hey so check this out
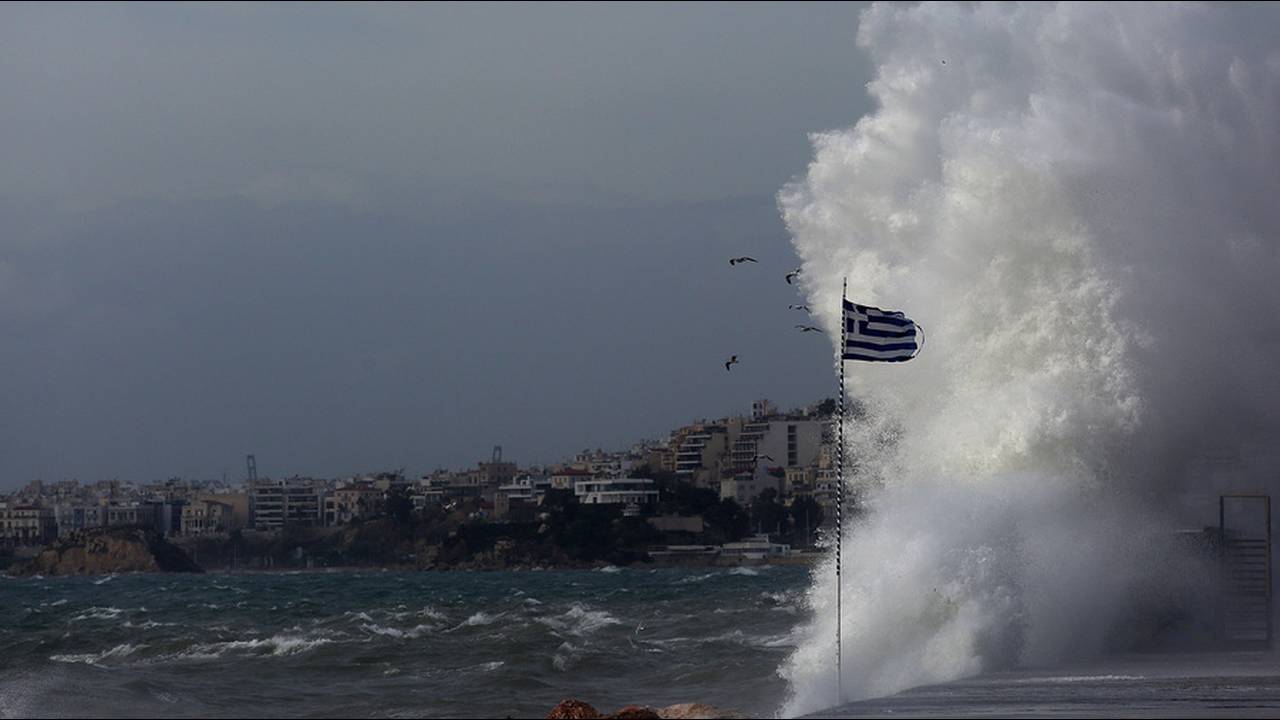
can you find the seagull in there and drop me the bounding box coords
[729,256,758,266]
[789,304,811,313]
[757,454,776,463]
[724,355,739,371]
[796,325,824,333]
[785,268,802,285]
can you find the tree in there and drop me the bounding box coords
[788,496,823,547]
[815,397,837,417]
[704,498,750,543]
[541,488,577,513]
[673,481,719,515]
[750,488,788,537]
[559,505,616,562]
[386,485,414,526]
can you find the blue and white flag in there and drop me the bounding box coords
[842,299,921,362]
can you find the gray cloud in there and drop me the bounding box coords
[0,2,873,485]
[0,3,868,208]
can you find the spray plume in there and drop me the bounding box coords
[779,3,1280,715]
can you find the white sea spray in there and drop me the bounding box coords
[779,3,1280,714]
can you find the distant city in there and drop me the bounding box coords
[1,397,843,567]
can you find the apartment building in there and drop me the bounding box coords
[180,500,234,536]
[249,478,324,530]
[0,504,56,547]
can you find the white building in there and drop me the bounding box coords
[0,504,57,546]
[730,418,825,475]
[574,478,659,506]
[720,534,791,561]
[719,472,782,506]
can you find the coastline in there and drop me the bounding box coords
[3,552,822,578]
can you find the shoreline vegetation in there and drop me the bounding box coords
[5,480,827,577]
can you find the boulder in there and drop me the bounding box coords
[610,706,661,719]
[657,703,743,719]
[546,701,740,720]
[547,699,602,719]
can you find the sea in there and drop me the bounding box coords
[0,566,809,719]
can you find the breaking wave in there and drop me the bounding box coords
[779,2,1280,715]
[537,603,622,637]
[50,643,144,666]
[176,634,335,660]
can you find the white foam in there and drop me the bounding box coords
[674,572,714,585]
[123,620,176,629]
[446,611,504,632]
[175,634,334,660]
[1033,675,1147,684]
[537,603,621,637]
[416,606,448,621]
[50,643,144,665]
[551,641,582,671]
[779,3,1280,715]
[360,623,437,639]
[69,607,124,622]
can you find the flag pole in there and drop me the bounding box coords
[836,276,846,706]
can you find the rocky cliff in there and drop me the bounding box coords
[9,526,203,576]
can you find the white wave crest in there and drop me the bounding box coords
[176,634,334,660]
[416,606,448,621]
[360,623,437,639]
[445,611,504,632]
[537,603,622,637]
[69,607,124,622]
[50,643,144,665]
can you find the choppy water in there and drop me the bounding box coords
[0,566,810,718]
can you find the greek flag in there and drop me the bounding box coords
[843,299,921,362]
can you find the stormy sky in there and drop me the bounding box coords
[0,2,872,487]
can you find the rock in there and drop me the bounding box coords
[609,706,661,719]
[657,704,743,719]
[547,699,602,719]
[9,526,203,576]
[546,701,740,720]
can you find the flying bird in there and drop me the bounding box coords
[789,304,811,313]
[785,268,802,285]
[757,454,776,463]
[729,256,758,266]
[796,325,824,333]
[724,355,739,371]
